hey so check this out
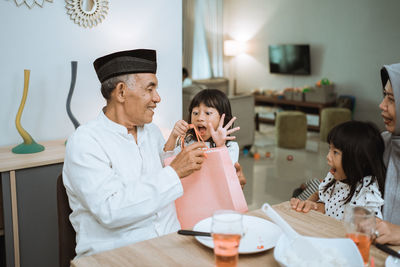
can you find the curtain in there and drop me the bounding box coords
[203,0,223,78]
[183,0,223,80]
[182,0,195,77]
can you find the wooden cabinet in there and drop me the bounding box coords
[0,140,65,267]
[254,95,336,131]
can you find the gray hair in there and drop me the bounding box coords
[100,74,136,100]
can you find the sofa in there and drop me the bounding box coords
[182,78,255,149]
[192,78,229,95]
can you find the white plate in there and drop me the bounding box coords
[386,251,400,267]
[193,215,282,254]
[274,234,364,267]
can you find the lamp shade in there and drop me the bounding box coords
[224,40,247,56]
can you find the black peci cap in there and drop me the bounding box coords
[93,49,157,83]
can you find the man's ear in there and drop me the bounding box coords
[113,82,126,103]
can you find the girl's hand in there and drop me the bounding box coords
[209,114,240,147]
[171,120,189,139]
[234,162,246,189]
[164,120,189,152]
[290,198,321,213]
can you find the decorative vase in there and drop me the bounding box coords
[66,61,80,129]
[12,69,45,154]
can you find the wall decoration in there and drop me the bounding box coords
[14,0,53,9]
[66,61,80,129]
[12,69,45,154]
[65,0,109,28]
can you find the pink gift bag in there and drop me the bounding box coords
[164,126,248,229]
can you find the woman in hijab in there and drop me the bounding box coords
[375,63,400,245]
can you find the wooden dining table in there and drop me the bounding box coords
[71,201,399,267]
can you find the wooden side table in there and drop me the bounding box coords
[0,140,65,267]
[254,95,336,132]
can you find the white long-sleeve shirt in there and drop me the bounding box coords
[63,111,183,258]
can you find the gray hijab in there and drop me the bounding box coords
[381,63,400,224]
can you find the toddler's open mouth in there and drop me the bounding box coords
[330,167,337,174]
[197,125,207,135]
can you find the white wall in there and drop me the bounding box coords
[224,0,400,128]
[0,0,182,147]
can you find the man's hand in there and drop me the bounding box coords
[170,142,206,178]
[290,198,324,213]
[234,162,246,189]
[375,218,400,245]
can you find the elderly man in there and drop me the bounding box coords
[63,49,246,258]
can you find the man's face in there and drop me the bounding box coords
[379,80,396,133]
[124,73,160,126]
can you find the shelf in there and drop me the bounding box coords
[257,117,320,132]
[254,94,336,132]
[0,139,66,172]
[254,95,335,108]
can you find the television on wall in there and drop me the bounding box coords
[269,44,311,75]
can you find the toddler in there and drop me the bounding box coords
[291,121,386,220]
[164,89,240,164]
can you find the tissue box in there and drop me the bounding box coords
[304,85,336,103]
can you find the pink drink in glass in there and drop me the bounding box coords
[213,233,241,267]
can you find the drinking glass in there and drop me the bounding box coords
[343,206,376,266]
[211,210,244,267]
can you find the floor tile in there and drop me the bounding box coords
[240,125,330,211]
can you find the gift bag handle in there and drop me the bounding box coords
[180,124,205,146]
[180,124,208,158]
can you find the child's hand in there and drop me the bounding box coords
[171,120,189,139]
[234,162,246,189]
[290,198,319,213]
[210,114,240,147]
[164,120,189,152]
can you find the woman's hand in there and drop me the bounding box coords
[210,114,240,147]
[375,218,400,245]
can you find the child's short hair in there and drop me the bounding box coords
[324,120,386,203]
[186,89,233,144]
[187,89,233,126]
